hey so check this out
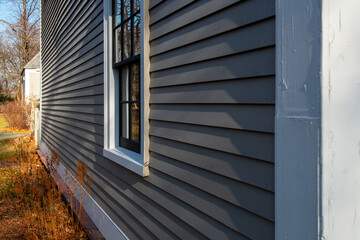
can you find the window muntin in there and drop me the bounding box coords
[113,0,141,153]
[103,0,149,176]
[113,0,141,63]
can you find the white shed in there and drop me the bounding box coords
[22,52,40,102]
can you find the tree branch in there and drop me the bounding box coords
[0,19,16,32]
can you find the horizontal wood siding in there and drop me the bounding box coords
[148,0,275,239]
[41,0,275,239]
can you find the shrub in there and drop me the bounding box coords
[2,101,31,129]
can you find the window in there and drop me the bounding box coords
[113,0,141,153]
[103,0,149,176]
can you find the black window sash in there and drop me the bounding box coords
[113,0,141,154]
[118,59,141,153]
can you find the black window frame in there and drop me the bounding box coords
[113,0,141,153]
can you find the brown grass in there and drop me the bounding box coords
[0,135,89,239]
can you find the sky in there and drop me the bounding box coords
[0,1,17,32]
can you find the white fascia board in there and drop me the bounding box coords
[275,0,322,239]
[321,1,360,238]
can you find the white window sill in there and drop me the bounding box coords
[103,148,149,176]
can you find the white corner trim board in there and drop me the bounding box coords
[321,0,360,238]
[39,142,129,240]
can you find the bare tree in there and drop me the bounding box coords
[0,0,40,99]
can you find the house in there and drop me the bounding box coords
[22,52,41,144]
[22,52,41,102]
[39,0,360,239]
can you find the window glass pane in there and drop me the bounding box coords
[130,63,139,101]
[134,13,141,56]
[130,103,140,142]
[134,0,140,12]
[114,0,121,26]
[121,66,129,101]
[114,27,122,63]
[123,20,131,60]
[122,0,131,20]
[121,103,129,139]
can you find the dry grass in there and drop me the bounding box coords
[0,135,89,239]
[2,101,31,129]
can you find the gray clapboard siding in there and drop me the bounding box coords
[40,137,153,240]
[150,77,275,104]
[42,84,103,101]
[150,151,274,221]
[43,51,104,89]
[149,0,163,10]
[41,113,104,135]
[42,65,103,94]
[42,117,103,144]
[42,130,255,240]
[150,47,275,87]
[150,0,275,56]
[149,0,241,40]
[150,136,274,190]
[150,18,275,72]
[42,95,104,105]
[42,128,247,239]
[150,120,274,162]
[150,160,274,239]
[43,24,103,80]
[43,105,104,115]
[42,1,91,70]
[42,13,103,79]
[42,0,101,70]
[42,74,103,98]
[42,104,104,115]
[150,104,275,133]
[41,1,69,51]
[42,120,103,149]
[42,1,73,41]
[149,0,195,25]
[41,0,275,239]
[42,1,72,53]
[148,0,275,238]
[43,54,104,91]
[42,109,104,125]
[44,0,91,49]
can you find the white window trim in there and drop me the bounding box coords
[103,0,150,177]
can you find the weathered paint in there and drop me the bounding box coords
[275,0,322,239]
[277,1,360,239]
[321,1,360,239]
